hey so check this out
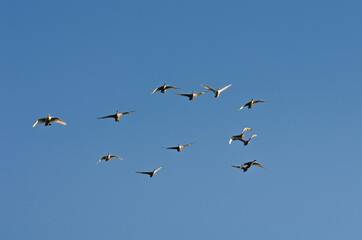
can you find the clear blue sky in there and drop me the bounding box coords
[1,0,362,239]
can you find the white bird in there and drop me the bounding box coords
[163,142,195,152]
[33,114,66,127]
[229,128,252,144]
[136,164,166,178]
[151,83,179,94]
[98,110,135,122]
[201,84,231,98]
[175,91,208,100]
[236,99,267,111]
[96,153,123,165]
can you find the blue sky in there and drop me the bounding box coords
[1,0,362,239]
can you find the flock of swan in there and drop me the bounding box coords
[33,83,267,178]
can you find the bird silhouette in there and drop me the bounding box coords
[175,91,208,100]
[201,84,231,98]
[33,114,66,127]
[236,99,267,111]
[229,128,252,144]
[232,160,265,172]
[151,83,179,94]
[136,164,166,178]
[163,142,195,152]
[96,153,123,165]
[98,110,135,122]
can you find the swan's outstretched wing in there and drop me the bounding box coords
[242,128,252,134]
[236,103,249,111]
[253,100,266,104]
[182,142,196,148]
[250,134,257,139]
[176,93,192,97]
[98,114,116,119]
[51,117,67,125]
[220,84,232,92]
[201,84,216,93]
[154,164,166,174]
[136,171,152,176]
[232,165,241,169]
[253,163,265,168]
[195,91,208,96]
[32,118,46,127]
[120,111,135,116]
[165,85,179,90]
[110,155,123,160]
[150,87,161,94]
[96,156,106,165]
[163,147,178,150]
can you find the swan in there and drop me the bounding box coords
[136,164,166,178]
[201,84,231,98]
[33,114,66,127]
[236,99,267,111]
[151,83,179,94]
[232,160,265,172]
[163,142,195,152]
[175,91,207,100]
[98,110,135,122]
[229,128,252,144]
[96,153,123,165]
